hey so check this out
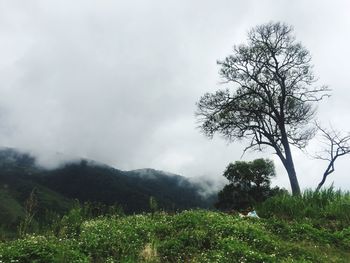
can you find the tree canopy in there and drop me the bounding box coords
[215,159,282,210]
[197,22,329,195]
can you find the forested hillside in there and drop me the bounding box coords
[0,148,216,236]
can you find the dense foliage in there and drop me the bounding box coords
[216,159,284,211]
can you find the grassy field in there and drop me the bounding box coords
[0,188,349,262]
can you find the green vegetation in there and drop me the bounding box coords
[1,188,349,262]
[0,148,215,236]
[257,187,350,230]
[1,149,350,261]
[215,159,284,211]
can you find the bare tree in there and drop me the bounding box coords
[314,123,350,191]
[196,22,329,195]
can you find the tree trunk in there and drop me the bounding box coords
[285,156,301,195]
[315,158,336,192]
[279,124,301,196]
[284,145,301,195]
[315,176,326,192]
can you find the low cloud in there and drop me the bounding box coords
[0,0,349,191]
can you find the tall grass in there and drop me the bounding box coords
[257,187,350,229]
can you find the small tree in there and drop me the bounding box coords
[314,124,350,191]
[216,159,281,210]
[196,22,329,195]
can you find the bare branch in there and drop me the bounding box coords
[196,22,329,195]
[314,122,350,191]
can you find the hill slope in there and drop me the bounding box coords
[0,148,216,231]
[1,210,349,262]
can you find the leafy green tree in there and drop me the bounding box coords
[196,22,329,195]
[216,159,283,210]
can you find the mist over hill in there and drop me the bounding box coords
[0,147,218,232]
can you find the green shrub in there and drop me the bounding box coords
[79,215,153,262]
[215,159,285,211]
[1,209,349,262]
[0,235,88,263]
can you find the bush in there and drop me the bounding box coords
[0,235,88,263]
[215,159,285,211]
[79,215,153,262]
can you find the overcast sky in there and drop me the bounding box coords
[0,0,349,191]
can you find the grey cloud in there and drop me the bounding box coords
[0,0,349,190]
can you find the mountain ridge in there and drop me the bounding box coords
[0,147,217,233]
